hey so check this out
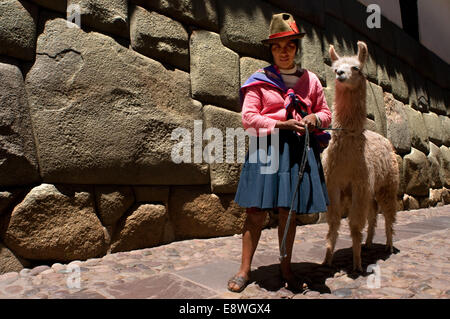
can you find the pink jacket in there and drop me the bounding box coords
[241,69,332,136]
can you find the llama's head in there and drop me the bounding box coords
[329,41,368,89]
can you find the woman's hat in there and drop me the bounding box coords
[261,13,306,44]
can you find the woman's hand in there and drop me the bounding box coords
[301,114,318,130]
[275,119,305,134]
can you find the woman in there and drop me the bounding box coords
[228,13,332,293]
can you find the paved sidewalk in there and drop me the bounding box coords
[0,205,449,299]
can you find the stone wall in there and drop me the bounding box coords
[0,0,448,273]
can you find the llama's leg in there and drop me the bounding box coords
[365,200,378,248]
[379,197,397,253]
[349,188,368,272]
[323,188,341,267]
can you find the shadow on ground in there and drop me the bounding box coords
[249,243,400,294]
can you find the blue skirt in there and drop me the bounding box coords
[234,129,329,214]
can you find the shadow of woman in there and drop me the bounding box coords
[248,243,400,294]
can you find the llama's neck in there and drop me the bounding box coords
[333,80,367,132]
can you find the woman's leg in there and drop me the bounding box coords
[228,207,267,291]
[277,207,297,279]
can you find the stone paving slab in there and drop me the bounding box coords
[0,205,448,299]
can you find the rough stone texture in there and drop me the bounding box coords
[217,0,277,61]
[240,57,269,86]
[428,142,443,189]
[384,93,411,155]
[133,186,169,204]
[94,186,135,226]
[1,183,108,261]
[132,0,218,32]
[323,15,357,65]
[427,80,447,115]
[130,6,189,71]
[110,204,168,253]
[440,116,450,146]
[375,45,392,92]
[402,194,419,210]
[190,30,240,111]
[0,59,40,187]
[295,17,325,84]
[0,0,37,61]
[25,18,208,185]
[169,186,245,239]
[410,72,429,112]
[67,0,128,38]
[30,0,67,12]
[203,105,245,193]
[403,148,430,197]
[396,155,405,197]
[0,242,30,275]
[440,146,450,188]
[366,81,387,137]
[389,57,409,104]
[364,118,377,133]
[423,112,444,146]
[0,189,24,217]
[405,106,429,154]
[265,0,325,27]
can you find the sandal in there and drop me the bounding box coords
[227,275,249,293]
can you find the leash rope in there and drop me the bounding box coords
[279,126,310,261]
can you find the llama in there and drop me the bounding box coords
[321,41,399,272]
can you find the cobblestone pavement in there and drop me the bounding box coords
[0,206,449,299]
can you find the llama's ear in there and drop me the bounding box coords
[357,41,368,65]
[329,45,339,62]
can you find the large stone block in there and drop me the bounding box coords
[190,30,240,111]
[0,242,30,275]
[67,0,128,38]
[203,105,245,193]
[323,15,357,65]
[0,188,24,217]
[374,45,392,92]
[30,0,66,12]
[217,0,277,61]
[423,112,444,146]
[265,0,325,26]
[1,183,108,261]
[240,57,269,86]
[366,81,386,137]
[130,6,189,71]
[404,106,429,154]
[410,72,429,112]
[324,64,335,113]
[0,59,40,187]
[131,0,218,32]
[384,93,411,155]
[428,142,443,189]
[169,186,246,239]
[389,56,409,104]
[94,186,135,226]
[295,17,325,84]
[25,18,208,185]
[110,204,168,253]
[427,80,447,115]
[0,0,38,61]
[439,115,450,146]
[440,146,450,188]
[403,148,430,197]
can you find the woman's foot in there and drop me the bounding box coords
[227,271,250,293]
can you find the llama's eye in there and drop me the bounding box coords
[352,66,360,71]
